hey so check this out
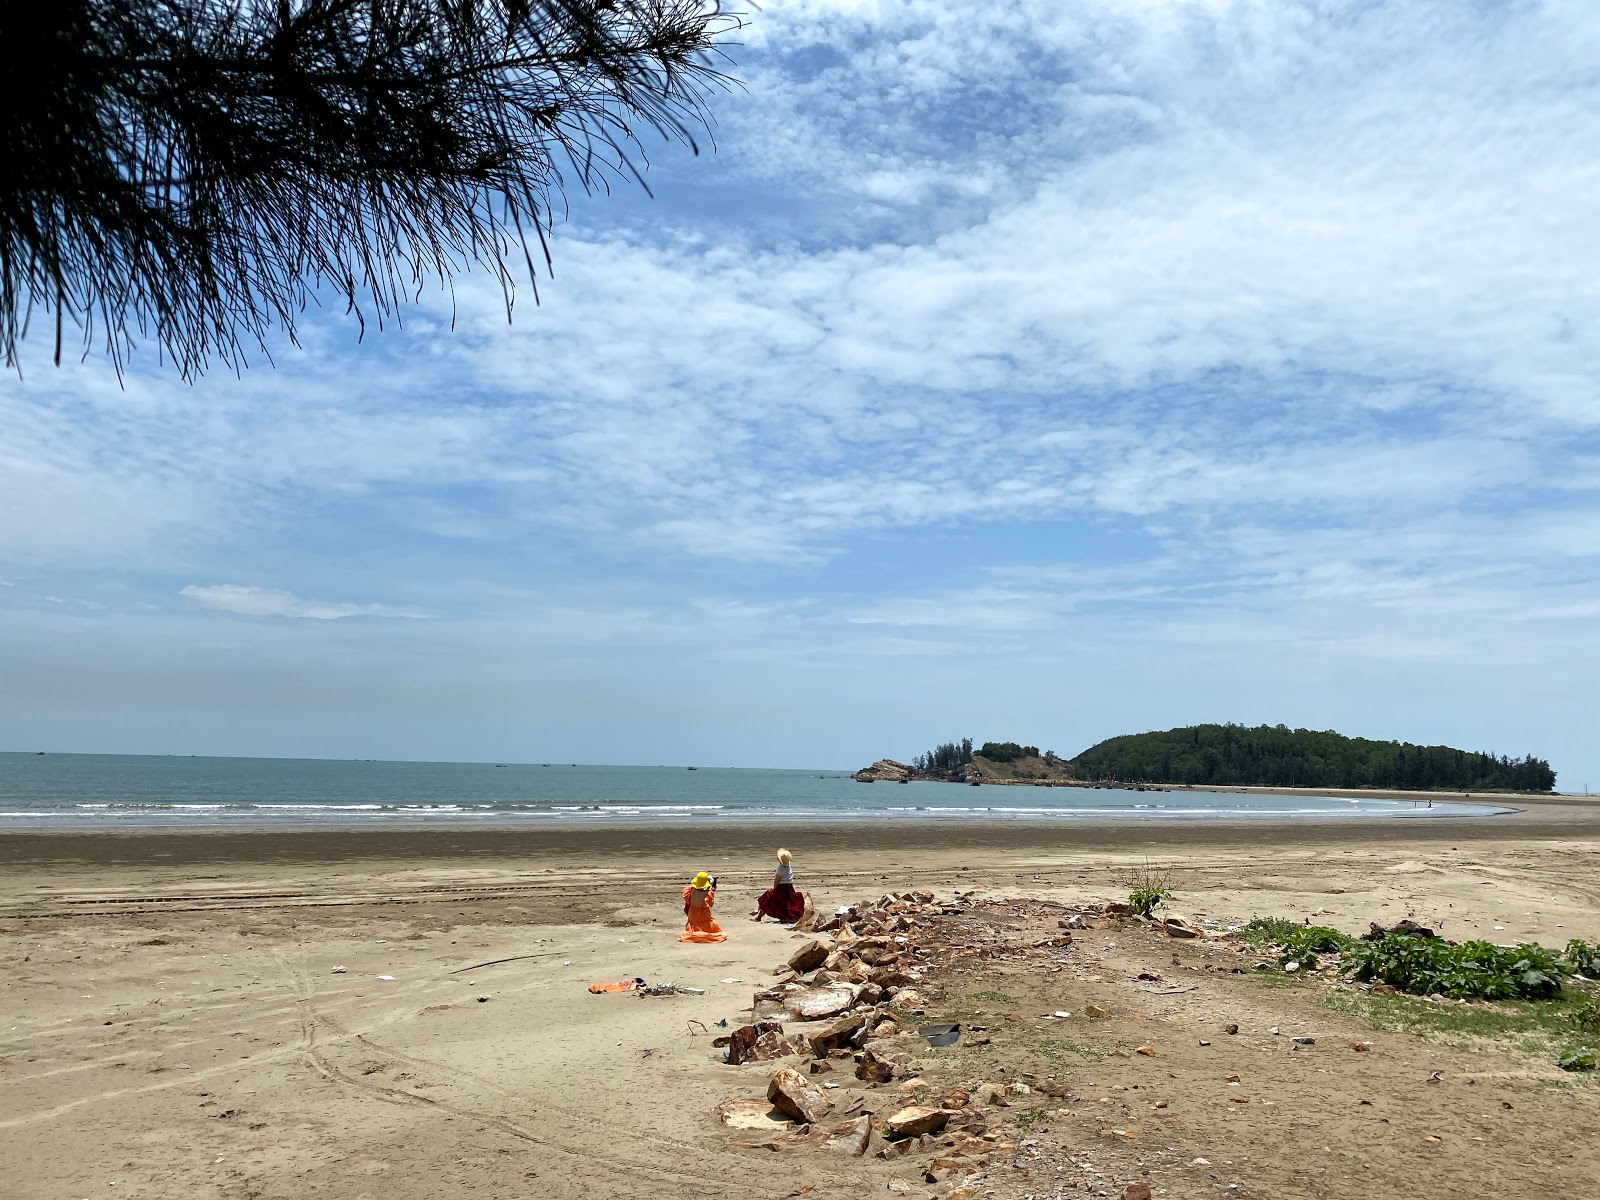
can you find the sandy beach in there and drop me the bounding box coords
[5,808,1600,1200]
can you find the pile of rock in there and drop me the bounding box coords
[714,890,1017,1198]
[851,759,912,782]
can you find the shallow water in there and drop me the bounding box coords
[0,753,1515,828]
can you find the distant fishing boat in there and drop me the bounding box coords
[687,766,698,771]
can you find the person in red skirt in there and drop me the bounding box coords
[752,848,806,924]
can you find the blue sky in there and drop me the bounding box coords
[3,0,1598,785]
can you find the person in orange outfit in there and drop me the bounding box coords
[679,871,727,943]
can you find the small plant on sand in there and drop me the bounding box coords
[1344,932,1569,1001]
[1571,993,1600,1034]
[1123,861,1173,916]
[1237,917,1351,969]
[1557,1047,1598,1072]
[1565,939,1600,979]
[1239,916,1301,947]
[1277,925,1354,969]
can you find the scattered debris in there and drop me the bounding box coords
[447,951,564,975]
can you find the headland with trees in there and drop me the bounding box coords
[856,723,1557,792]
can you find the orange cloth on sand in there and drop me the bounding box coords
[588,978,644,994]
[679,886,727,944]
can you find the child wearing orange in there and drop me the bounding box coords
[679,871,727,944]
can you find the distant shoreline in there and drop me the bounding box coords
[890,778,1591,805]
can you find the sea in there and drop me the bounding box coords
[0,753,1517,829]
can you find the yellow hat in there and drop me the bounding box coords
[691,871,712,889]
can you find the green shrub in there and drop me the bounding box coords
[1278,925,1354,968]
[1128,885,1170,917]
[1572,993,1600,1034]
[1344,933,1569,1001]
[1565,939,1600,978]
[1236,918,1352,968]
[1123,860,1173,917]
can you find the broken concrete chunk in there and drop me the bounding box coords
[767,1067,834,1125]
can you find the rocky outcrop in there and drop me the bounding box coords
[852,758,911,782]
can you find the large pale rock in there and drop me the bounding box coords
[783,985,859,1022]
[788,940,829,973]
[822,1115,872,1157]
[883,1106,950,1139]
[716,1098,792,1131]
[767,1067,834,1125]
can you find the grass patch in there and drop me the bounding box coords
[966,990,1021,1007]
[1326,988,1598,1058]
[1238,916,1301,947]
[1034,1035,1104,1065]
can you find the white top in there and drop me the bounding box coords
[775,863,794,885]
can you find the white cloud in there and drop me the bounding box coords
[2,1,1599,782]
[179,585,426,621]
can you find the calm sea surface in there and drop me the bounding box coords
[0,753,1515,829]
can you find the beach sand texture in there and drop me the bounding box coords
[4,810,1600,1199]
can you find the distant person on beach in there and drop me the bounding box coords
[679,871,727,943]
[752,848,806,924]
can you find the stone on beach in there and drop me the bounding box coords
[723,1022,796,1065]
[716,1098,792,1131]
[884,1106,950,1139]
[783,986,860,1022]
[822,1115,873,1157]
[787,940,829,973]
[767,1067,834,1125]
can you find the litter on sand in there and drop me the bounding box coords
[589,977,646,994]
[376,975,396,981]
[639,981,706,997]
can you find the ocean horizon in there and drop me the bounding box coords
[0,752,1516,829]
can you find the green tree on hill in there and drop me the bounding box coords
[1070,724,1556,792]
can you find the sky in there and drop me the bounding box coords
[3,0,1598,785]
